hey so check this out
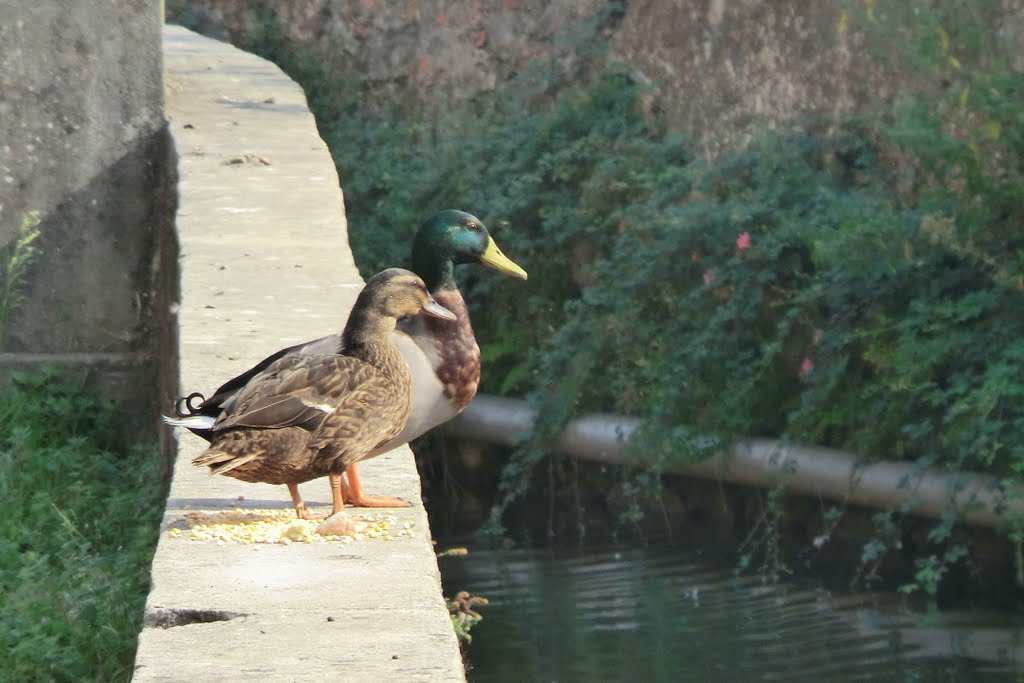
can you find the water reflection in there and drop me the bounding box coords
[440,546,1024,682]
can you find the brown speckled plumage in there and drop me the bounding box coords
[192,353,410,485]
[191,269,452,503]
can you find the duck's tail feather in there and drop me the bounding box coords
[211,453,258,475]
[192,450,231,468]
[163,414,217,430]
[192,449,258,475]
[175,392,207,417]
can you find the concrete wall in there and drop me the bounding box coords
[0,1,178,452]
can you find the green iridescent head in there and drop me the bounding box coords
[411,209,527,291]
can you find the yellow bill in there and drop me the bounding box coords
[480,237,528,280]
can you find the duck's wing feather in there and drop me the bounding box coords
[307,374,398,449]
[199,334,342,416]
[307,374,409,467]
[213,355,378,432]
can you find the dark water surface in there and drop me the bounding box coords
[440,546,1024,682]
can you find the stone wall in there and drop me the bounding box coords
[166,0,1023,156]
[0,1,178,453]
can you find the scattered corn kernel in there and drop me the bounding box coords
[282,521,315,543]
[171,507,404,545]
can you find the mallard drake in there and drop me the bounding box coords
[182,268,455,519]
[172,209,527,508]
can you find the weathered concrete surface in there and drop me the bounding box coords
[0,1,165,242]
[133,25,464,682]
[0,1,178,446]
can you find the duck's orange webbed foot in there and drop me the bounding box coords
[329,472,351,515]
[344,464,411,508]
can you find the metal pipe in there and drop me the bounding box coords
[446,395,1021,529]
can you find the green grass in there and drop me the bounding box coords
[0,369,166,681]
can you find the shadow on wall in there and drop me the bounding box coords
[0,126,180,459]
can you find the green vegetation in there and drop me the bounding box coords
[0,370,165,680]
[171,0,1023,596]
[1,211,41,325]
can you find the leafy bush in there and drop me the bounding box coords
[322,2,1024,584]
[0,370,165,681]
[325,64,1022,471]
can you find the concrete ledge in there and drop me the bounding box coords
[133,25,464,682]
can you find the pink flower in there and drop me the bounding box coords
[799,356,815,378]
[702,270,716,285]
[735,232,752,251]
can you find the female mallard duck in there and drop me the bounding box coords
[186,268,455,520]
[172,209,527,508]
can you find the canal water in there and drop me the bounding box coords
[439,545,1024,682]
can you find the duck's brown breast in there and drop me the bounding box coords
[425,289,481,411]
